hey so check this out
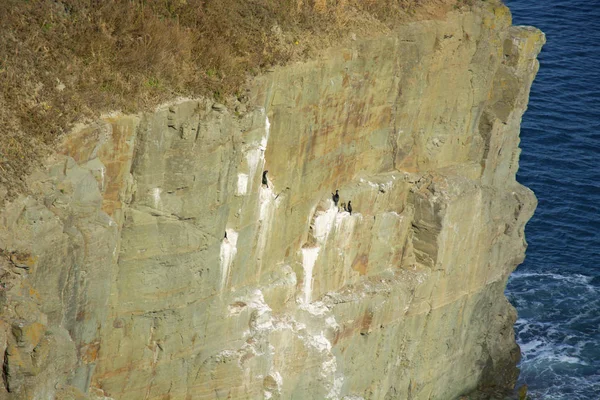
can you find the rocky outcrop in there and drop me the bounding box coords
[0,3,544,399]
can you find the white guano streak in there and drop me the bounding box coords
[219,229,238,290]
[301,247,320,303]
[236,173,249,195]
[99,165,106,191]
[245,148,262,194]
[256,185,276,275]
[262,114,271,149]
[299,201,337,304]
[334,211,358,250]
[313,201,338,245]
[151,187,161,209]
[255,112,274,261]
[242,113,271,195]
[324,357,343,400]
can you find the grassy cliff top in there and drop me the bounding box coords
[0,0,480,198]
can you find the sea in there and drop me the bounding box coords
[503,0,600,398]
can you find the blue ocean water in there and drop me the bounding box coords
[503,0,600,398]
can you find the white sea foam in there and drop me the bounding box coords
[557,355,585,364]
[520,339,544,353]
[510,271,593,286]
[518,332,590,368]
[532,350,589,366]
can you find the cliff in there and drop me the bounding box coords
[0,2,544,399]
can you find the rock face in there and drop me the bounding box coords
[0,3,544,400]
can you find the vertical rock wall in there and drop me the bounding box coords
[0,3,544,400]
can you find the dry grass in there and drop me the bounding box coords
[0,0,481,198]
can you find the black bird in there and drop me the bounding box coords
[332,189,339,206]
[262,170,269,187]
[347,201,353,215]
[224,231,228,240]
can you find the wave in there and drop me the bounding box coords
[502,0,600,397]
[510,271,594,286]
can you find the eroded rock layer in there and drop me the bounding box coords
[0,3,544,399]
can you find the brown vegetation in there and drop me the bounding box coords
[0,0,478,198]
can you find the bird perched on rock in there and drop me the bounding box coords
[340,202,347,212]
[332,189,339,206]
[347,201,353,215]
[262,170,269,188]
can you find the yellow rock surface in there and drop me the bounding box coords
[0,4,544,400]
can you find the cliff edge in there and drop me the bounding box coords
[0,2,544,399]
